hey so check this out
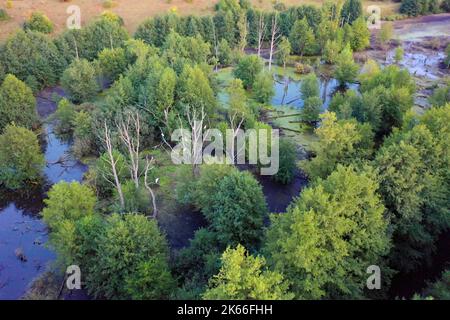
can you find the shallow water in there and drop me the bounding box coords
[0,89,87,299]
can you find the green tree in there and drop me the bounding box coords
[98,47,128,81]
[334,44,359,85]
[301,112,373,180]
[289,18,317,56]
[42,181,96,264]
[301,72,320,100]
[53,98,75,134]
[61,59,99,103]
[86,213,173,300]
[273,138,297,184]
[233,55,263,89]
[253,72,275,104]
[301,96,322,126]
[374,120,450,272]
[378,22,393,47]
[23,12,54,34]
[394,46,404,64]
[264,165,391,299]
[322,40,342,64]
[0,74,37,131]
[203,245,293,300]
[178,64,216,116]
[218,39,233,66]
[276,37,291,70]
[349,17,370,51]
[0,125,44,190]
[204,170,268,248]
[0,30,65,89]
[423,270,450,300]
[445,44,450,68]
[341,0,363,24]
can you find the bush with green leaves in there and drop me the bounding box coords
[273,139,297,185]
[341,0,363,24]
[252,72,275,104]
[203,170,268,249]
[203,245,294,300]
[53,98,75,134]
[264,165,391,299]
[334,44,359,86]
[0,30,65,89]
[42,181,97,265]
[301,112,374,180]
[23,12,54,34]
[61,59,99,103]
[233,55,263,89]
[98,47,128,81]
[0,125,44,190]
[86,213,173,299]
[289,18,317,56]
[0,74,37,132]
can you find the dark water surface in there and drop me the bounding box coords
[0,88,87,299]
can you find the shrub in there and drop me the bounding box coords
[23,12,54,34]
[273,139,297,185]
[61,59,99,103]
[0,125,44,190]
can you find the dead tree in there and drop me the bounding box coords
[268,14,281,71]
[144,156,158,219]
[257,12,267,57]
[117,111,141,189]
[100,121,125,209]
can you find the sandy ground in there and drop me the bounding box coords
[0,0,400,41]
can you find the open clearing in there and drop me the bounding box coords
[0,0,400,41]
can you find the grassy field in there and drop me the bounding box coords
[0,0,400,41]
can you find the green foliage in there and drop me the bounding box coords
[289,18,317,56]
[273,139,297,184]
[98,47,128,81]
[61,59,99,103]
[374,110,450,271]
[192,164,238,212]
[203,245,293,300]
[322,40,342,64]
[341,0,363,24]
[301,112,374,180]
[163,31,211,67]
[54,98,75,134]
[218,39,233,66]
[86,213,173,300]
[72,111,94,157]
[0,125,44,190]
[334,44,359,85]
[276,37,291,68]
[0,74,37,132]
[394,46,404,64]
[42,182,96,264]
[252,72,275,104]
[429,80,450,107]
[301,73,320,100]
[378,22,394,46]
[348,17,370,51]
[0,30,65,89]
[173,228,222,298]
[94,150,129,198]
[233,55,263,89]
[23,12,54,34]
[301,96,322,125]
[264,165,391,299]
[178,64,216,116]
[423,270,450,300]
[204,170,268,248]
[400,0,441,16]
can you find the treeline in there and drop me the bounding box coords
[400,0,450,16]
